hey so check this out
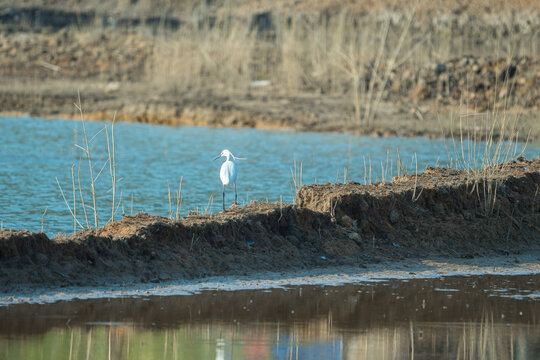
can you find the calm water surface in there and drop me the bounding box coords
[0,116,538,235]
[0,275,538,359]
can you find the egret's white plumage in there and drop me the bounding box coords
[219,152,237,186]
[214,149,245,211]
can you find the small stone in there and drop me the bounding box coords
[389,209,399,224]
[340,215,354,228]
[348,232,362,243]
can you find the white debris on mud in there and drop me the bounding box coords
[2,251,539,306]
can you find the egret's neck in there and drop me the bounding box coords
[225,153,231,161]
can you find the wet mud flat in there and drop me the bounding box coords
[2,274,538,333]
[2,274,539,359]
[1,157,539,294]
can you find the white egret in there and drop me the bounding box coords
[214,149,246,211]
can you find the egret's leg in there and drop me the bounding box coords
[234,183,238,205]
[222,184,225,211]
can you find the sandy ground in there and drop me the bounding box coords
[1,251,538,306]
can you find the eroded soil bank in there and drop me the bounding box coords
[1,157,539,294]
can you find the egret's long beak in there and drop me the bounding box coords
[213,155,221,161]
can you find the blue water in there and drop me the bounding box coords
[0,116,538,235]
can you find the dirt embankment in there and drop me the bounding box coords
[1,157,539,292]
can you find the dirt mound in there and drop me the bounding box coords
[0,230,50,260]
[1,157,539,291]
[404,57,540,111]
[298,157,540,254]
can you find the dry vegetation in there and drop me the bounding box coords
[0,0,539,136]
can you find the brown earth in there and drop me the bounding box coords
[1,157,539,293]
[0,2,539,139]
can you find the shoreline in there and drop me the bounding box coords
[1,3,539,141]
[1,157,539,300]
[1,97,538,142]
[2,251,539,306]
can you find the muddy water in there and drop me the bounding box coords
[0,116,538,235]
[0,274,538,359]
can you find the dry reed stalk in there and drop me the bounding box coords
[368,10,416,126]
[411,153,423,201]
[56,177,84,230]
[369,157,372,185]
[289,160,303,202]
[149,18,254,92]
[41,206,48,233]
[396,149,403,177]
[105,112,117,223]
[363,17,391,126]
[205,194,214,214]
[113,189,123,219]
[74,90,98,228]
[58,96,123,230]
[363,156,368,185]
[71,164,76,234]
[167,180,172,219]
[77,159,90,228]
[175,176,183,220]
[445,95,527,216]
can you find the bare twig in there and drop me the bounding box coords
[289,160,303,202]
[56,177,84,230]
[106,112,117,223]
[71,164,76,234]
[76,90,98,228]
[175,177,183,220]
[77,159,90,228]
[412,153,423,201]
[168,180,172,219]
[41,206,48,233]
[205,194,214,214]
